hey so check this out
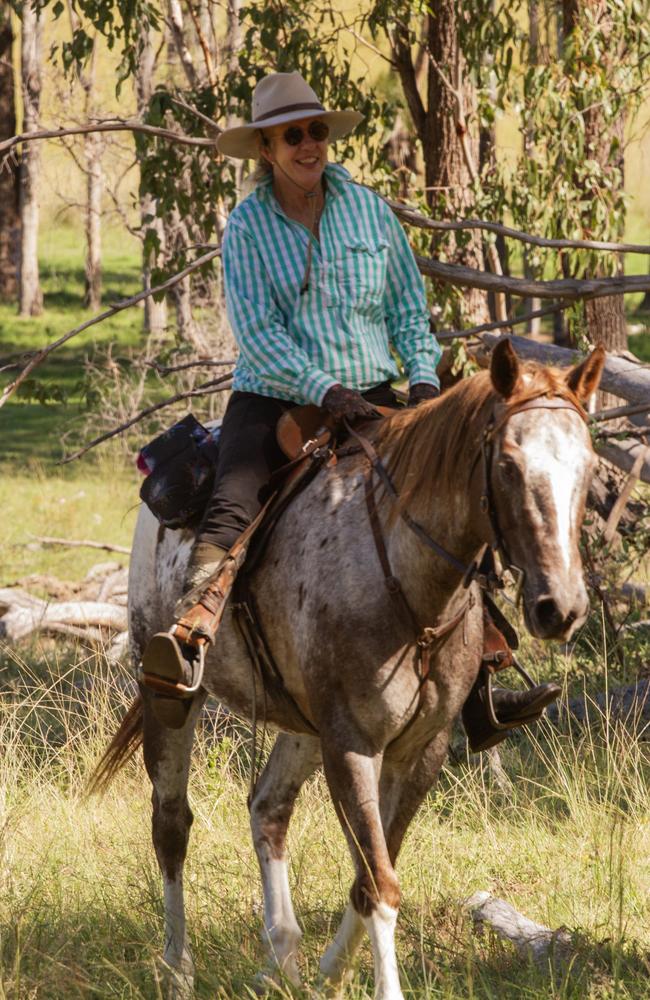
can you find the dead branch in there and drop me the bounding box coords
[0,246,221,411]
[480,334,650,406]
[417,255,650,300]
[592,400,650,423]
[597,438,650,485]
[436,303,567,341]
[463,891,573,969]
[60,373,233,464]
[28,535,131,555]
[602,450,646,543]
[389,199,650,254]
[546,679,650,735]
[0,118,217,162]
[0,592,127,642]
[147,357,237,375]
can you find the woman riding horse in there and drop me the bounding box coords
[141,71,558,743]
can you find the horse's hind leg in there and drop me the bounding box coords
[142,688,207,998]
[249,731,321,986]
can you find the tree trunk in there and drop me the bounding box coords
[563,0,627,406]
[0,10,19,302]
[524,0,541,337]
[19,0,43,317]
[80,41,102,310]
[135,25,167,334]
[422,2,489,324]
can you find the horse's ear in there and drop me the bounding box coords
[565,343,606,403]
[490,338,520,399]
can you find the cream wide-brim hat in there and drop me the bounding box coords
[216,71,364,160]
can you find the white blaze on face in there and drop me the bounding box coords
[515,414,589,573]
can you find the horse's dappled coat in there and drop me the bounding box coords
[98,341,605,1000]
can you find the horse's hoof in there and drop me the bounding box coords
[160,958,195,1000]
[251,967,302,996]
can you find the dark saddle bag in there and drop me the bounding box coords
[138,413,221,529]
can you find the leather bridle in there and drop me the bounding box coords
[342,391,589,676]
[474,394,589,589]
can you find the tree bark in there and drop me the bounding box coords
[19,0,43,317]
[135,24,167,334]
[0,10,19,302]
[563,0,627,404]
[524,0,541,337]
[79,39,103,310]
[421,2,489,323]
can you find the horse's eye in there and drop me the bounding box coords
[498,457,518,479]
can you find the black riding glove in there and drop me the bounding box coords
[407,382,440,408]
[322,384,380,422]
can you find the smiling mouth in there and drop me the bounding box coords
[296,157,319,167]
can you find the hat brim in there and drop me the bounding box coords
[216,109,364,159]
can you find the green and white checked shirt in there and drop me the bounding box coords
[222,163,441,405]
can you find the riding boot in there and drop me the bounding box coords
[462,673,561,753]
[140,542,240,728]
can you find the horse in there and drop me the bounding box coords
[95,338,604,1000]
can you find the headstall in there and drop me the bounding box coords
[341,392,588,683]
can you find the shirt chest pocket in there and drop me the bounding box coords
[336,237,390,312]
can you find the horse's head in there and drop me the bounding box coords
[487,339,605,641]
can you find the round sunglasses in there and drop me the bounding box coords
[277,121,330,146]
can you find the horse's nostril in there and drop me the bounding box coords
[535,597,562,632]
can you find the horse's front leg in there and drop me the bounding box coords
[142,688,206,998]
[319,717,404,1000]
[249,731,322,987]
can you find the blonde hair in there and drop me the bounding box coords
[240,137,273,196]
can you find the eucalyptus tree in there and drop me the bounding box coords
[19,0,44,316]
[0,9,19,302]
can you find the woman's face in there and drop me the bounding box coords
[261,116,329,190]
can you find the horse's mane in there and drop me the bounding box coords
[372,362,582,515]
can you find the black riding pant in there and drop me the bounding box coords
[197,382,402,552]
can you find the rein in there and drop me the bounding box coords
[342,390,588,681]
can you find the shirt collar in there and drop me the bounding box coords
[255,161,351,214]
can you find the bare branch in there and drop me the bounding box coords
[417,255,650,300]
[167,0,199,88]
[592,401,650,423]
[184,0,217,87]
[389,24,426,138]
[0,246,222,411]
[436,304,567,341]
[0,119,217,163]
[170,95,220,133]
[147,358,237,375]
[60,374,233,464]
[343,26,397,67]
[387,198,650,254]
[29,535,131,554]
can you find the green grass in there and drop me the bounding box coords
[1,221,649,999]
[0,224,146,466]
[1,640,650,998]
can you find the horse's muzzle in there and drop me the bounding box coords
[524,592,589,641]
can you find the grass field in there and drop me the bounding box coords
[1,229,650,998]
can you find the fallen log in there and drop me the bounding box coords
[546,679,650,734]
[417,256,650,301]
[477,335,650,482]
[596,439,650,485]
[463,891,573,968]
[29,535,131,555]
[480,334,650,406]
[0,592,127,643]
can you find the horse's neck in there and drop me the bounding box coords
[386,480,484,622]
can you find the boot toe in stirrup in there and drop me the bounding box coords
[463,681,561,753]
[140,632,203,729]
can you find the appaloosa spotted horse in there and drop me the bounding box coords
[94,339,604,1000]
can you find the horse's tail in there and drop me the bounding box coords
[88,694,144,795]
